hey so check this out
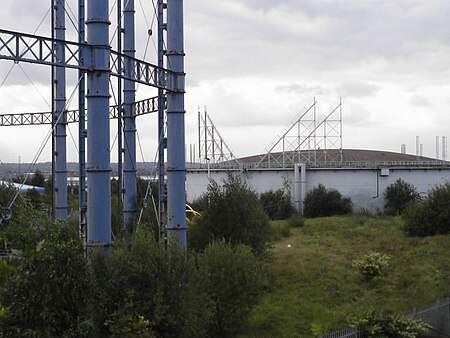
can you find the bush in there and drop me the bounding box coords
[352,251,390,281]
[351,309,430,338]
[303,184,352,218]
[259,189,295,220]
[403,182,450,236]
[270,221,291,241]
[0,222,89,337]
[384,179,420,215]
[197,241,267,337]
[87,229,211,338]
[287,214,305,228]
[188,174,271,257]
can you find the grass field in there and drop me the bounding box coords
[241,215,450,337]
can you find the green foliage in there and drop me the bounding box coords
[197,241,267,337]
[384,179,420,215]
[86,229,211,338]
[0,222,89,337]
[351,310,430,338]
[105,312,152,337]
[188,174,271,257]
[353,251,390,281]
[29,169,46,187]
[259,189,295,220]
[244,215,450,337]
[25,188,42,209]
[303,184,352,218]
[270,220,291,241]
[287,214,305,228]
[189,193,209,213]
[403,182,450,236]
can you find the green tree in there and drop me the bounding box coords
[197,241,267,337]
[403,182,450,236]
[188,174,271,257]
[25,188,42,209]
[259,189,295,220]
[303,184,352,218]
[384,179,420,215]
[86,229,212,337]
[0,222,89,337]
[29,169,45,187]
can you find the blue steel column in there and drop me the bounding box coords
[78,0,87,240]
[123,0,137,232]
[116,0,124,232]
[158,0,166,241]
[53,0,68,220]
[86,0,112,251]
[166,0,186,246]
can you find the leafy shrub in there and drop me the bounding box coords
[189,193,210,213]
[188,174,271,257]
[259,189,295,220]
[353,251,390,281]
[384,179,420,215]
[303,184,352,218]
[287,214,305,228]
[87,229,211,338]
[351,309,430,338]
[0,222,89,337]
[403,182,450,236]
[270,221,291,241]
[197,241,267,337]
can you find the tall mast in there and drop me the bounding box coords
[86,0,112,252]
[53,0,68,220]
[78,0,87,240]
[166,0,186,246]
[158,0,166,241]
[123,0,137,232]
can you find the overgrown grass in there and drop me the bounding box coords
[241,215,450,337]
[270,220,291,241]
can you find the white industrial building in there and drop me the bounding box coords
[186,149,450,214]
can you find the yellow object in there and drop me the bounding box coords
[186,204,201,222]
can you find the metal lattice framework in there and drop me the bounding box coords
[255,99,343,168]
[0,0,187,249]
[197,107,240,166]
[0,96,160,126]
[0,28,178,91]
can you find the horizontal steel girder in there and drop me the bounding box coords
[0,96,159,126]
[0,29,178,91]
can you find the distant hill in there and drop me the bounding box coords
[0,162,157,177]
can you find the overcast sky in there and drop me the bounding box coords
[0,0,449,163]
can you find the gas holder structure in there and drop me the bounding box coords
[0,0,187,250]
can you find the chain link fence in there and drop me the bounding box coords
[319,298,450,338]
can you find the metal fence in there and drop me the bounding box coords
[319,327,362,338]
[187,159,450,171]
[320,298,450,338]
[405,297,450,337]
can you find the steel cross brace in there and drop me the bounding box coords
[0,96,160,127]
[0,28,178,91]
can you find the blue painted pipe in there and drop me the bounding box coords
[158,0,166,241]
[86,0,112,251]
[53,0,68,220]
[123,0,137,232]
[78,0,87,239]
[166,0,186,246]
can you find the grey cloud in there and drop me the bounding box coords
[344,102,373,126]
[337,82,380,98]
[275,83,330,96]
[186,0,450,83]
[410,94,432,107]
